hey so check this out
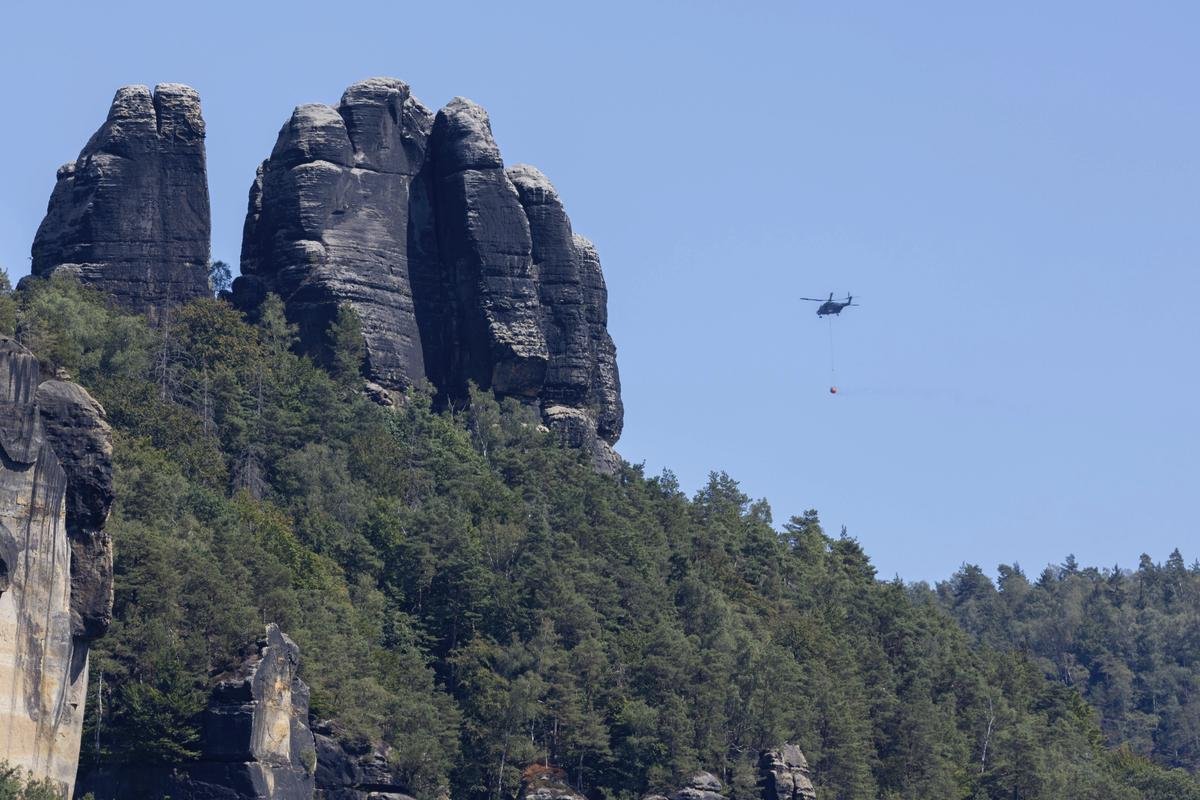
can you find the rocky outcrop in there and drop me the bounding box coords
[237,79,439,389]
[77,624,316,800]
[0,337,114,797]
[234,79,622,469]
[667,772,725,800]
[31,83,211,317]
[758,746,816,800]
[517,765,585,800]
[640,748,816,800]
[430,99,547,398]
[312,724,413,800]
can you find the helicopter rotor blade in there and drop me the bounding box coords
[799,297,825,302]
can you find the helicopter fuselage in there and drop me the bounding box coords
[816,302,848,316]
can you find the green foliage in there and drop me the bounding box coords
[10,281,1199,800]
[328,301,366,386]
[0,764,62,800]
[940,552,1200,775]
[0,269,16,336]
[208,260,233,295]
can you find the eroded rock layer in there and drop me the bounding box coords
[0,338,114,797]
[238,79,439,389]
[234,79,622,467]
[31,84,211,317]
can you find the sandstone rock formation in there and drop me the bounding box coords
[668,772,725,800]
[429,98,547,398]
[234,78,622,469]
[0,337,114,797]
[312,723,414,800]
[31,83,211,317]
[238,79,439,390]
[77,624,317,800]
[759,746,816,800]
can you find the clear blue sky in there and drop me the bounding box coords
[2,1,1196,583]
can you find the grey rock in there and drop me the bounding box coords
[0,337,114,797]
[236,78,439,391]
[31,84,211,317]
[506,164,623,460]
[235,78,622,467]
[572,235,623,444]
[313,722,412,800]
[507,165,592,406]
[671,772,726,800]
[542,405,621,475]
[759,746,816,800]
[431,97,547,397]
[77,624,317,800]
[35,380,114,638]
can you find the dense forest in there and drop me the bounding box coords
[2,271,1199,800]
[940,554,1200,774]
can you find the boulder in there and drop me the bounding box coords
[31,84,211,317]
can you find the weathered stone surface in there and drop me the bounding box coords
[430,98,547,397]
[77,624,316,800]
[572,235,623,444]
[235,78,623,466]
[542,405,620,475]
[236,78,440,390]
[31,84,211,317]
[506,165,622,464]
[758,745,816,800]
[508,165,591,407]
[0,337,114,797]
[312,722,413,800]
[670,771,726,800]
[35,380,114,639]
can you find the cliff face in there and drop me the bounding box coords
[0,338,114,797]
[234,78,622,468]
[238,79,438,390]
[30,83,212,317]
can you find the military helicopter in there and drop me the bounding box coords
[800,293,859,317]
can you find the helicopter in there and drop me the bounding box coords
[800,293,859,317]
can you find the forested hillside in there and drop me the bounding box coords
[2,272,1198,800]
[940,554,1200,775]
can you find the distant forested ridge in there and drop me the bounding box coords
[3,272,1198,799]
[939,553,1200,775]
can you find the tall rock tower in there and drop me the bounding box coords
[31,83,212,318]
[235,78,623,469]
